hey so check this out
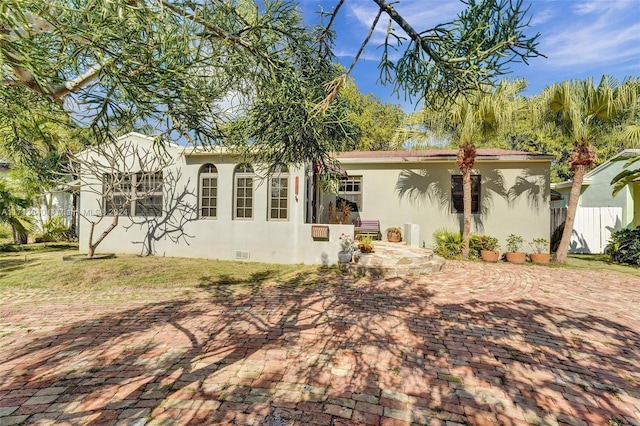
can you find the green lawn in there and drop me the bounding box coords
[564,253,640,277]
[0,243,329,292]
[1,244,639,292]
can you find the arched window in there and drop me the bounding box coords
[269,165,289,221]
[199,163,218,218]
[234,164,254,219]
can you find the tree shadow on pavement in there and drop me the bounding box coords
[0,271,638,425]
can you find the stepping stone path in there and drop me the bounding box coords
[349,242,446,277]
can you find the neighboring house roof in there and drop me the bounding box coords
[335,149,554,163]
[551,148,640,190]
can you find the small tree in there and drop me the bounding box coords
[68,140,170,258]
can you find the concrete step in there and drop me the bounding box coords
[345,242,446,278]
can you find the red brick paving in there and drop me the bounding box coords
[1,261,639,425]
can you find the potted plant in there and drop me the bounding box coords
[505,234,526,264]
[386,227,402,242]
[478,235,500,262]
[529,237,550,263]
[357,235,374,253]
[338,233,355,263]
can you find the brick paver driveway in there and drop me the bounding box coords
[1,261,639,425]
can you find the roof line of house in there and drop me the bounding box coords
[100,132,556,163]
[551,148,640,189]
[337,154,554,164]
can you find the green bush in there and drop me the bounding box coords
[604,227,640,265]
[433,228,463,259]
[506,234,524,252]
[432,229,491,260]
[0,223,10,240]
[469,234,482,260]
[38,215,69,243]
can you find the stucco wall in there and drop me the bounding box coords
[321,160,551,251]
[77,134,348,264]
[579,161,633,226]
[78,134,552,262]
[555,160,634,227]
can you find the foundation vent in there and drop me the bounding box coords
[235,250,250,260]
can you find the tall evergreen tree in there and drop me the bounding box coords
[1,0,541,168]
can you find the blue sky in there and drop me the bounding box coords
[299,0,640,110]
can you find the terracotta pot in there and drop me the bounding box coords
[387,231,402,242]
[506,252,526,264]
[480,250,500,262]
[358,244,373,253]
[530,253,550,264]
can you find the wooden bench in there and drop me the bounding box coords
[354,219,381,240]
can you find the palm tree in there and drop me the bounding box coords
[0,177,33,244]
[534,76,640,263]
[397,79,527,259]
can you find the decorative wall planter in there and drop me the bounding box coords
[480,250,500,262]
[505,252,526,264]
[529,253,550,264]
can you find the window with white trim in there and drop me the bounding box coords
[269,166,289,220]
[103,172,163,216]
[199,163,218,218]
[234,164,254,219]
[338,175,362,212]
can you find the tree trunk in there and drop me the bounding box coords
[70,194,77,238]
[457,144,476,260]
[87,215,118,258]
[462,170,472,259]
[87,222,96,258]
[555,164,586,263]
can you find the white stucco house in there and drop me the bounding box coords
[77,132,553,264]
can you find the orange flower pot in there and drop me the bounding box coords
[480,250,500,262]
[506,252,526,264]
[529,253,550,264]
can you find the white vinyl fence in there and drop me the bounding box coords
[552,207,623,254]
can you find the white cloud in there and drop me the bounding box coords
[346,0,464,45]
[530,7,556,26]
[572,0,634,15]
[541,13,640,69]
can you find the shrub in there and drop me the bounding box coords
[468,234,482,260]
[433,228,463,259]
[0,223,10,240]
[529,237,549,254]
[38,215,69,243]
[605,227,640,265]
[506,234,524,252]
[475,235,500,252]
